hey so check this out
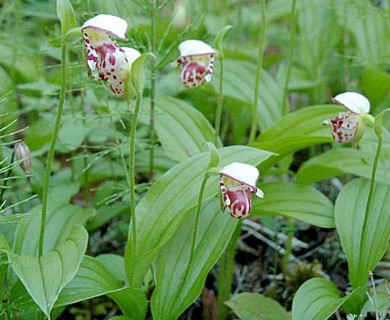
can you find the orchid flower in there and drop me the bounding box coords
[175,39,215,88]
[323,92,371,144]
[81,14,140,96]
[219,162,264,219]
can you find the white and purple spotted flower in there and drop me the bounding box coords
[175,40,214,88]
[323,92,370,144]
[219,162,264,219]
[81,14,140,96]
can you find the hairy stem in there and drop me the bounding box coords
[214,56,224,145]
[281,0,297,115]
[249,0,267,143]
[128,91,143,260]
[182,172,209,285]
[149,0,157,182]
[38,42,68,257]
[218,220,241,320]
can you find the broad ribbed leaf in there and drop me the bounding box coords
[212,59,285,130]
[252,105,341,170]
[56,255,122,305]
[125,146,274,287]
[297,147,390,185]
[151,199,236,319]
[13,202,94,257]
[0,233,10,251]
[140,96,221,162]
[335,178,390,288]
[226,292,289,320]
[251,182,335,228]
[292,278,349,320]
[56,256,147,319]
[8,225,88,318]
[338,1,390,67]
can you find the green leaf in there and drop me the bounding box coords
[204,141,220,169]
[292,278,350,320]
[125,146,274,287]
[8,225,88,318]
[225,292,290,320]
[361,68,390,110]
[0,233,10,252]
[335,178,390,288]
[214,25,233,58]
[56,256,147,320]
[56,0,76,38]
[251,104,342,170]
[151,199,236,319]
[139,96,222,162]
[340,1,390,67]
[56,255,122,306]
[251,182,335,228]
[58,120,88,152]
[296,146,390,185]
[13,202,94,257]
[109,286,148,320]
[131,52,154,94]
[212,59,286,130]
[96,254,126,282]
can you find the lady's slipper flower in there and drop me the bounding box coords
[175,39,214,88]
[81,14,140,96]
[323,92,370,144]
[219,162,264,219]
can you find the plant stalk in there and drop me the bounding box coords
[128,91,143,260]
[214,55,224,146]
[149,0,157,182]
[218,219,241,320]
[38,42,68,257]
[182,172,209,285]
[281,0,297,115]
[249,0,267,143]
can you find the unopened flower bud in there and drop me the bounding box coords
[14,141,32,175]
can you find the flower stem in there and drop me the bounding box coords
[214,56,224,145]
[149,1,157,183]
[358,112,388,287]
[249,0,266,143]
[281,0,297,115]
[38,42,68,257]
[218,220,241,320]
[181,172,209,286]
[128,91,143,260]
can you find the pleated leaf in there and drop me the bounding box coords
[335,178,390,288]
[8,225,88,319]
[226,292,290,320]
[292,278,349,320]
[151,199,236,320]
[212,59,285,130]
[251,181,335,228]
[297,147,390,185]
[140,96,221,162]
[251,105,341,170]
[56,255,148,320]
